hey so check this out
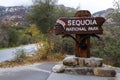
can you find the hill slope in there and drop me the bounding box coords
[0,6,118,25]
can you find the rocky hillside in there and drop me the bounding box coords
[92,8,115,24]
[93,8,114,17]
[0,6,29,26]
[0,5,75,26]
[0,5,117,26]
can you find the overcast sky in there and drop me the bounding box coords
[0,0,116,13]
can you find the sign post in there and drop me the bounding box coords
[54,10,105,58]
[75,10,91,57]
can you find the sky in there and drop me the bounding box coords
[0,0,117,13]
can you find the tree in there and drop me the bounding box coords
[0,24,9,47]
[8,26,19,47]
[26,24,41,42]
[110,0,120,23]
[54,5,76,18]
[27,0,57,33]
[27,0,77,34]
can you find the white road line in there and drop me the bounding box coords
[29,68,51,73]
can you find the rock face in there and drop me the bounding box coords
[52,56,116,77]
[63,56,78,66]
[93,67,116,77]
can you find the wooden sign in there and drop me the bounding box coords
[54,17,105,34]
[54,10,105,58]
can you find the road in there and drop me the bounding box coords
[0,62,57,80]
[0,44,37,62]
[0,62,120,80]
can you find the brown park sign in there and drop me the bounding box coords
[54,17,105,34]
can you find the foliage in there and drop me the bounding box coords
[27,0,76,33]
[27,24,40,41]
[91,25,120,67]
[113,0,120,11]
[54,5,76,18]
[18,29,31,44]
[46,33,75,55]
[91,1,120,67]
[47,53,66,61]
[36,39,54,59]
[14,48,27,62]
[27,0,57,33]
[8,26,19,47]
[36,38,66,61]
[18,24,41,44]
[0,24,9,47]
[109,0,120,24]
[35,32,75,60]
[0,23,41,48]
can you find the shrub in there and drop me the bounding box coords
[36,39,54,59]
[14,48,27,62]
[91,25,120,67]
[8,26,19,47]
[36,34,67,61]
[47,53,66,61]
[46,33,75,55]
[0,24,9,48]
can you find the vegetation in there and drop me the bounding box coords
[0,0,76,48]
[27,0,76,33]
[0,38,66,68]
[27,0,56,33]
[0,23,41,48]
[91,25,120,67]
[36,32,74,60]
[14,48,27,62]
[0,0,76,68]
[91,1,120,67]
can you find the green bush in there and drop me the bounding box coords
[91,25,120,67]
[8,26,19,47]
[46,33,75,55]
[0,24,9,48]
[35,32,75,60]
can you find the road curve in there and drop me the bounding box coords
[0,44,37,62]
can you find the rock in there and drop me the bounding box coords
[52,64,65,73]
[78,58,85,67]
[93,67,116,77]
[63,56,78,66]
[65,67,93,75]
[84,57,103,67]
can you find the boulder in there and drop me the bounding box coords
[93,67,116,77]
[84,57,103,67]
[65,67,93,75]
[63,56,78,66]
[78,58,85,67]
[52,64,65,73]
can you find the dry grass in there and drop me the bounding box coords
[0,40,66,68]
[0,52,66,68]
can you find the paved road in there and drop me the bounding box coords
[0,62,57,80]
[48,73,120,80]
[0,44,37,62]
[0,62,120,80]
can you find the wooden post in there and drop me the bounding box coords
[75,10,91,58]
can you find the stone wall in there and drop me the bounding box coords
[52,56,116,77]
